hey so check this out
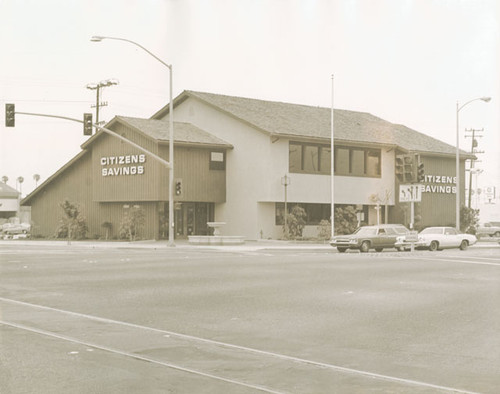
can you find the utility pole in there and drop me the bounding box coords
[465,128,484,208]
[86,79,119,133]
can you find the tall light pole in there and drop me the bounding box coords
[330,74,335,238]
[455,96,490,231]
[91,36,175,246]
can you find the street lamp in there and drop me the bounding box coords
[455,96,491,231]
[91,35,175,246]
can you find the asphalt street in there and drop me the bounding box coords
[0,243,499,393]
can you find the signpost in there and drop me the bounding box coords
[399,184,423,252]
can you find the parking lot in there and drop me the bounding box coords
[1,243,499,393]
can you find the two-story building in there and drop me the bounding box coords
[22,90,471,240]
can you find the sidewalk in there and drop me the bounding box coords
[0,238,497,251]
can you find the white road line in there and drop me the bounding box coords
[393,256,500,266]
[0,319,284,394]
[0,297,480,394]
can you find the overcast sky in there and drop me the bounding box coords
[1,0,498,201]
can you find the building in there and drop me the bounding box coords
[22,90,472,240]
[0,182,21,220]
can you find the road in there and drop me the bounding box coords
[1,244,499,393]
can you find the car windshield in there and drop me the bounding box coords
[420,228,443,235]
[354,227,377,236]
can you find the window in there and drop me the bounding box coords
[366,150,381,176]
[303,145,319,172]
[275,203,331,225]
[319,146,331,174]
[289,142,381,177]
[289,143,302,172]
[335,146,381,177]
[209,151,225,170]
[335,147,350,175]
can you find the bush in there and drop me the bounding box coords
[55,200,88,241]
[119,206,145,241]
[318,206,359,239]
[283,205,307,239]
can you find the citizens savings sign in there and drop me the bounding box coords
[421,175,457,194]
[100,154,146,176]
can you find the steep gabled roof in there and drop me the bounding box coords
[152,90,470,157]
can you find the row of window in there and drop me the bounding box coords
[289,142,381,177]
[275,203,373,226]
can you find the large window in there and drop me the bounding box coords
[275,203,331,225]
[288,142,380,177]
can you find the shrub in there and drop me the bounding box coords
[119,206,145,241]
[283,205,307,239]
[55,200,88,242]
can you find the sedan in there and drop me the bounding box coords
[414,226,476,251]
[330,224,409,253]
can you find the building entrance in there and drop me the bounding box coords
[159,202,214,239]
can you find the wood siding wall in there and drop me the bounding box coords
[27,124,226,239]
[392,155,464,228]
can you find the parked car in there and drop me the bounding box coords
[1,221,31,235]
[330,224,409,253]
[476,222,500,238]
[399,226,477,251]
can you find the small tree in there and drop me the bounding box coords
[283,205,307,239]
[334,205,359,235]
[55,200,88,243]
[460,206,480,234]
[119,206,145,241]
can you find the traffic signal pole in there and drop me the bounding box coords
[8,110,172,170]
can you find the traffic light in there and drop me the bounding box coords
[83,113,93,135]
[175,179,182,196]
[417,159,425,183]
[403,154,415,183]
[5,104,15,127]
[395,155,405,182]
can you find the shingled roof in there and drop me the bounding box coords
[154,90,469,157]
[115,116,233,148]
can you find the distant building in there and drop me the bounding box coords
[0,182,20,220]
[22,91,473,240]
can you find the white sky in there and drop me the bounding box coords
[1,0,499,207]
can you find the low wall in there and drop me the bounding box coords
[188,235,245,245]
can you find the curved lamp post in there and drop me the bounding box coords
[455,96,490,231]
[91,36,175,246]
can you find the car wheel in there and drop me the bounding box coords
[429,241,438,252]
[459,240,468,251]
[360,241,370,253]
[337,247,347,253]
[494,231,500,237]
[375,247,383,252]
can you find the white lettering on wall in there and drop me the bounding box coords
[100,154,146,177]
[421,174,457,194]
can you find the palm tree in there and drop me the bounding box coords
[33,174,41,188]
[1,175,8,184]
[17,176,24,195]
